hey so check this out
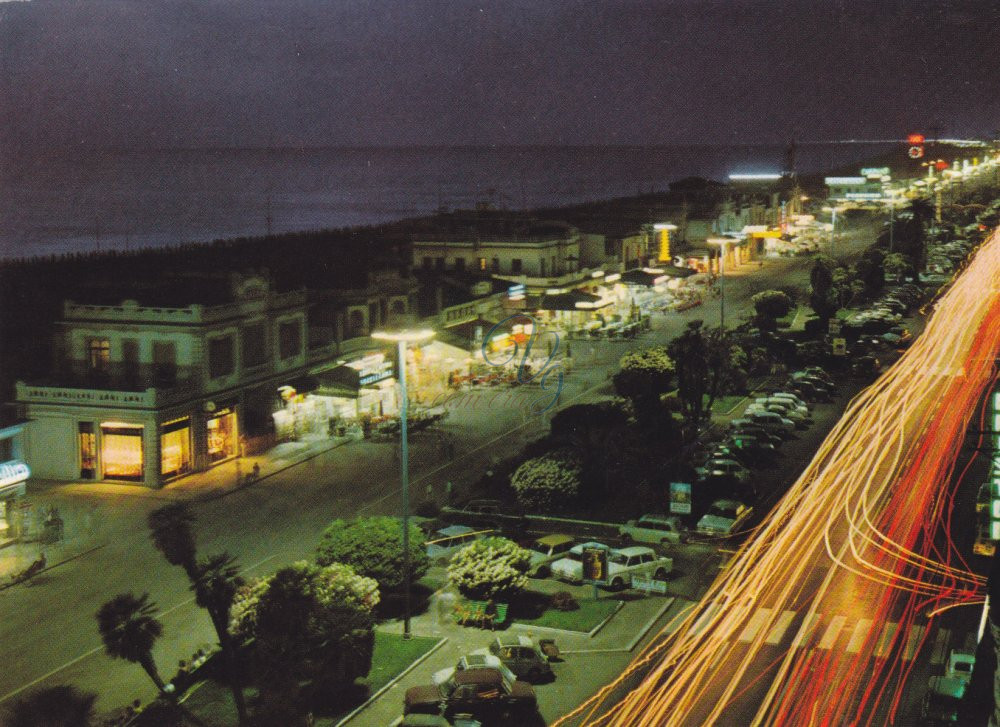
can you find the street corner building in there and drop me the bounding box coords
[12,274,311,489]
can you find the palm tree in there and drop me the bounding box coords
[96,592,166,692]
[5,685,96,727]
[147,502,198,578]
[193,552,248,725]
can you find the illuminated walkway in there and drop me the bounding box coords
[557,229,1000,726]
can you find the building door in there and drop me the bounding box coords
[160,417,192,478]
[206,409,238,464]
[79,422,96,479]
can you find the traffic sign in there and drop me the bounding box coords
[832,338,847,356]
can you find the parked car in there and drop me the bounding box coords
[730,424,783,448]
[488,635,555,682]
[746,403,808,427]
[404,668,536,719]
[746,411,795,435]
[695,458,752,482]
[605,545,674,590]
[723,435,778,462]
[426,525,492,559]
[550,541,611,584]
[768,391,809,409]
[525,534,576,576]
[433,653,517,687]
[696,499,752,536]
[754,396,809,417]
[619,514,688,545]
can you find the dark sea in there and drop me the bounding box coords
[0,143,894,260]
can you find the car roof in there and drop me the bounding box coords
[711,499,744,509]
[454,668,505,685]
[534,534,574,546]
[614,545,656,556]
[494,634,533,648]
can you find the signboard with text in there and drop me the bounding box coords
[631,576,668,594]
[581,546,609,586]
[832,338,847,356]
[669,481,692,515]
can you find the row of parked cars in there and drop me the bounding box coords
[403,634,557,724]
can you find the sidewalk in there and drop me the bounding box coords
[1,434,353,580]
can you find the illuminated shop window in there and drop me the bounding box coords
[100,422,144,482]
[206,409,238,463]
[160,418,192,477]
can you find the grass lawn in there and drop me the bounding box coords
[706,394,747,415]
[180,632,440,726]
[361,631,441,695]
[514,598,621,633]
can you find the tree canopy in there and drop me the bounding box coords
[509,450,583,511]
[448,537,531,601]
[316,516,429,591]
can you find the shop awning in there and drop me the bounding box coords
[281,374,320,395]
[538,290,613,311]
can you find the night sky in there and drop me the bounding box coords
[2,0,998,156]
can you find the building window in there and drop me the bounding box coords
[100,422,144,482]
[540,258,547,276]
[492,257,500,272]
[208,335,235,379]
[435,257,445,271]
[153,341,177,386]
[122,339,139,383]
[391,299,406,315]
[479,257,487,271]
[0,438,12,462]
[279,320,302,360]
[160,417,192,477]
[242,322,268,368]
[349,310,366,337]
[87,338,110,372]
[511,258,523,274]
[422,256,433,270]
[454,257,465,272]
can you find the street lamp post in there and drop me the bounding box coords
[822,206,844,259]
[372,328,435,639]
[706,238,735,330]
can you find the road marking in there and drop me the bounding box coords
[765,610,797,645]
[846,618,873,654]
[0,554,279,706]
[930,628,950,665]
[818,615,847,650]
[738,607,773,643]
[691,603,722,636]
[875,622,898,658]
[791,612,820,648]
[903,625,926,662]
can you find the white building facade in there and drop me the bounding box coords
[15,276,310,488]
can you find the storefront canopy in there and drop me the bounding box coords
[538,290,613,311]
[622,266,695,287]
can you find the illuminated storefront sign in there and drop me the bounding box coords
[0,461,30,488]
[861,167,890,177]
[508,284,526,302]
[350,353,393,386]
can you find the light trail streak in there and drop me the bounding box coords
[556,228,1000,727]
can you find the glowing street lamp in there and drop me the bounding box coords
[706,237,737,329]
[371,328,435,638]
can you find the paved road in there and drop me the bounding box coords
[0,225,878,716]
[555,227,1000,726]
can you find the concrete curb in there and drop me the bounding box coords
[336,636,449,727]
[625,597,675,652]
[588,599,625,638]
[0,543,107,592]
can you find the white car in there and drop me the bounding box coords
[696,499,752,536]
[769,392,810,410]
[605,546,674,590]
[746,403,808,427]
[619,514,688,545]
[550,541,611,584]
